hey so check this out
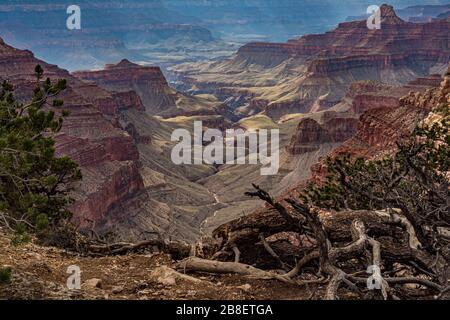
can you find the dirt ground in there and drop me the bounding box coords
[0,230,325,300]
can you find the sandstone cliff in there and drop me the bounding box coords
[0,37,145,230]
[310,68,450,185]
[171,4,450,120]
[74,59,229,119]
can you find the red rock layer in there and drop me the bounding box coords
[0,37,144,229]
[178,5,449,119]
[287,117,359,155]
[311,69,450,185]
[74,59,177,115]
[240,5,450,73]
[348,76,442,115]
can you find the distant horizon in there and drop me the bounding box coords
[1,0,449,71]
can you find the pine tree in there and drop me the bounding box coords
[0,65,81,244]
[302,102,449,252]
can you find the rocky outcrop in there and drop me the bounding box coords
[113,91,146,113]
[74,59,228,119]
[287,117,359,155]
[325,118,360,142]
[349,76,442,115]
[311,68,450,184]
[406,75,443,88]
[352,94,400,114]
[74,60,177,115]
[173,4,450,119]
[243,5,449,68]
[288,118,331,155]
[70,161,144,228]
[0,37,145,230]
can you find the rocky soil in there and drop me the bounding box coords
[0,229,320,300]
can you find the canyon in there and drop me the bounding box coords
[0,0,226,71]
[0,4,448,244]
[0,34,236,242]
[171,5,449,120]
[73,59,229,118]
[1,1,446,72]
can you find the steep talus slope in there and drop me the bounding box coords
[171,5,449,120]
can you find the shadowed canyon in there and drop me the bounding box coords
[0,3,448,243]
[0,0,450,302]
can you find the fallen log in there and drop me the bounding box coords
[175,257,294,284]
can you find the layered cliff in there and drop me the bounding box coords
[172,4,450,120]
[310,68,450,184]
[283,75,442,159]
[0,37,229,241]
[0,37,145,230]
[74,59,228,118]
[75,60,177,115]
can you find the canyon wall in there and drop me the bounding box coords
[74,59,229,119]
[0,37,145,230]
[172,5,450,120]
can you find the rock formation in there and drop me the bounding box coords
[287,118,359,155]
[74,59,228,118]
[172,4,450,120]
[74,60,177,115]
[310,67,450,184]
[0,36,145,230]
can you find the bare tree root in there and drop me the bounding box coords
[228,184,446,300]
[348,276,444,293]
[70,182,446,300]
[232,246,241,263]
[259,233,289,271]
[175,257,295,284]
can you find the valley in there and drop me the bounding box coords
[0,0,449,303]
[0,4,448,245]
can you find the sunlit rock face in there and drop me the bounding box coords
[173,5,450,120]
[74,59,231,118]
[310,68,450,185]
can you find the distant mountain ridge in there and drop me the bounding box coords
[1,0,447,70]
[172,4,450,119]
[0,0,216,70]
[346,3,450,22]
